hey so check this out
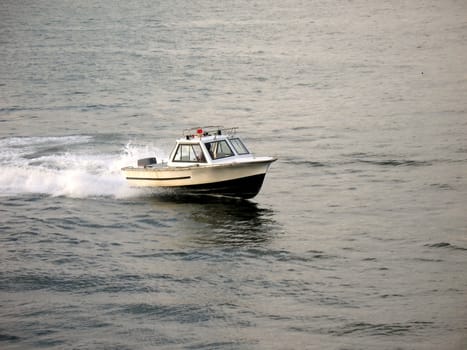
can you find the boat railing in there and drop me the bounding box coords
[183,126,238,139]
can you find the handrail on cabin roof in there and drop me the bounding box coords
[183,126,238,138]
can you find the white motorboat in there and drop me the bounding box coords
[122,127,277,199]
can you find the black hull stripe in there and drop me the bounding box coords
[126,176,191,181]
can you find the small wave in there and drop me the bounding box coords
[357,159,431,167]
[430,183,454,190]
[0,333,21,342]
[0,135,91,148]
[343,152,433,167]
[283,159,327,167]
[425,242,467,251]
[118,303,217,324]
[329,321,433,337]
[237,248,335,263]
[0,272,104,293]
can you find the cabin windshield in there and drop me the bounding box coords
[173,144,206,163]
[205,140,234,160]
[230,138,249,155]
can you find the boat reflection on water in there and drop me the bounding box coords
[151,194,280,247]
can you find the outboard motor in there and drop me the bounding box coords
[137,157,157,168]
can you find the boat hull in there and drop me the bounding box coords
[171,173,266,199]
[122,159,275,199]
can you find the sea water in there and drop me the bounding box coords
[1,0,467,349]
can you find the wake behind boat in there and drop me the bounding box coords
[122,127,277,199]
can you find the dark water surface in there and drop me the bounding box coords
[1,0,467,349]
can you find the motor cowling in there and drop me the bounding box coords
[137,157,157,167]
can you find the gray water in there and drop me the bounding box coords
[1,0,467,349]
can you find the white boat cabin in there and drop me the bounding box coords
[168,127,252,167]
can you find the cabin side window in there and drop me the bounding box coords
[173,144,206,163]
[230,138,249,155]
[205,140,234,160]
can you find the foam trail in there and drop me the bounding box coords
[0,136,166,198]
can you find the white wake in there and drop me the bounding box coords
[0,135,166,198]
